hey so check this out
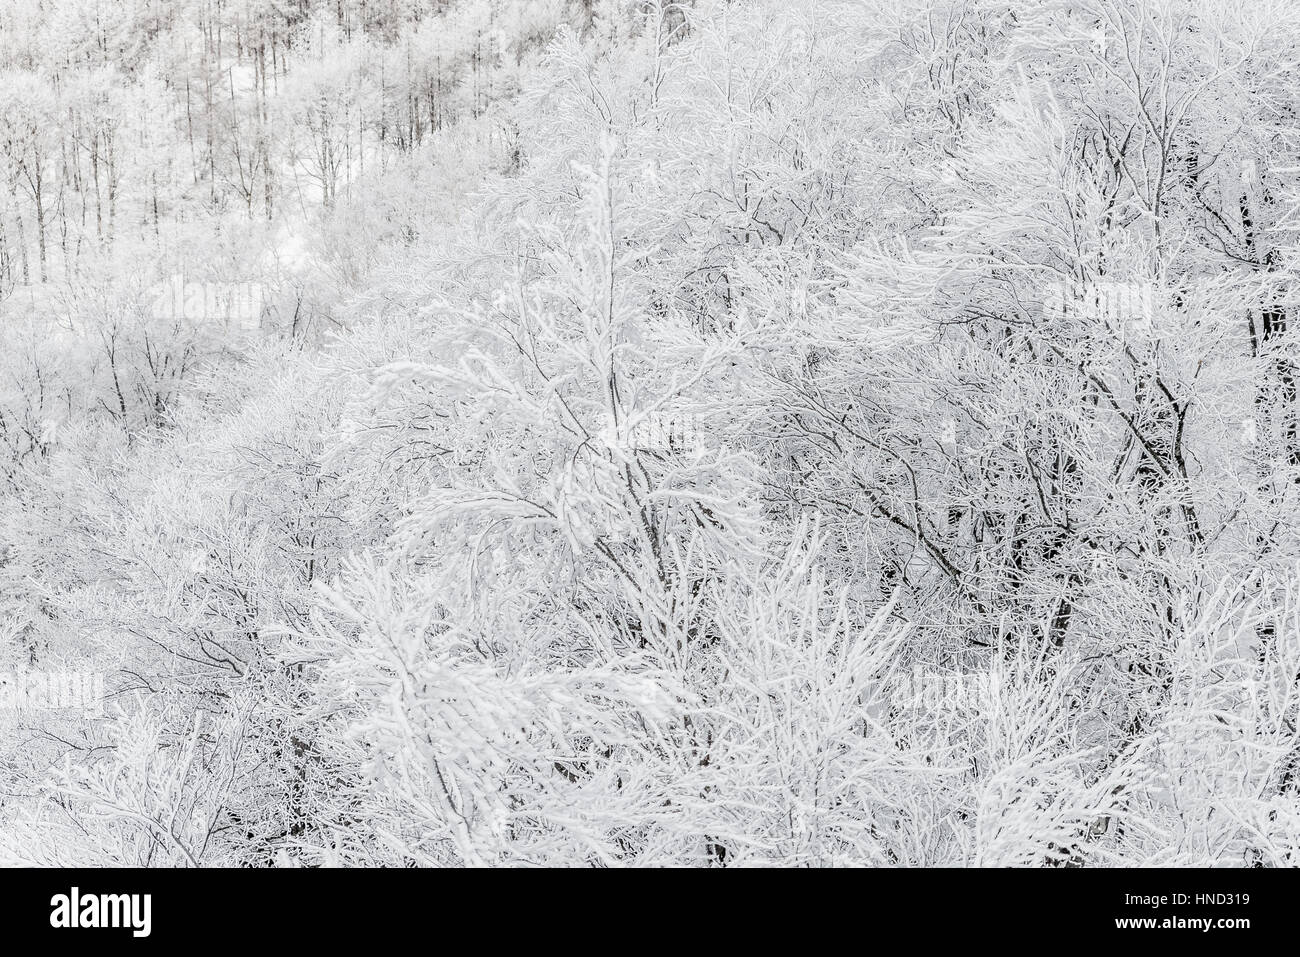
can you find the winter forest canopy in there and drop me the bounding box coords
[0,0,1298,868]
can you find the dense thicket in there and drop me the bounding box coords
[1,0,1298,866]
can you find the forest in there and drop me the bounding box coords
[0,0,1298,867]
